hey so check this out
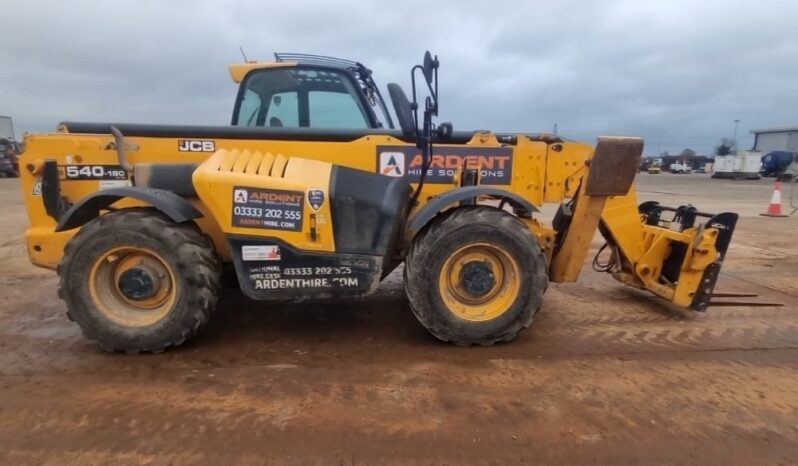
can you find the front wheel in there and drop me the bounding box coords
[404,206,548,346]
[58,209,221,353]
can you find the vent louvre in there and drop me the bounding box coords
[211,149,288,178]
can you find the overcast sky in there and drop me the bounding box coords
[1,0,796,155]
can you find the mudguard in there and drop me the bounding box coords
[405,185,539,236]
[55,187,202,232]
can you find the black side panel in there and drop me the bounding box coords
[55,187,202,231]
[705,212,738,261]
[691,262,720,312]
[690,211,739,312]
[229,236,382,301]
[135,163,198,196]
[41,159,65,221]
[330,166,411,257]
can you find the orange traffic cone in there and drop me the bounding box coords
[760,180,788,217]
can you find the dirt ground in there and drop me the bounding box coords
[0,173,796,465]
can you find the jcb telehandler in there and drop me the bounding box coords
[19,52,740,353]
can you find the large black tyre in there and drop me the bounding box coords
[404,206,548,346]
[58,209,221,353]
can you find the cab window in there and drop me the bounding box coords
[237,89,262,126]
[264,92,299,127]
[309,91,368,128]
[233,67,372,129]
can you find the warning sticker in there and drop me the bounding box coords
[307,188,325,211]
[242,245,281,262]
[232,187,304,231]
[99,179,133,190]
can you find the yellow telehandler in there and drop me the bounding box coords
[19,52,742,352]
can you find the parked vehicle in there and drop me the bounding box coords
[760,151,797,177]
[712,151,762,180]
[670,162,692,174]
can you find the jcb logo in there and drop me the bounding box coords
[178,140,216,152]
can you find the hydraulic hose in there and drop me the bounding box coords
[110,126,133,173]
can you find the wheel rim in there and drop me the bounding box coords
[88,246,177,327]
[438,242,521,322]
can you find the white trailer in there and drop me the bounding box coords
[711,150,761,179]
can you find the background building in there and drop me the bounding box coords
[0,116,15,141]
[751,127,798,153]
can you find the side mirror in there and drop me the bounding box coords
[387,83,417,139]
[422,51,438,86]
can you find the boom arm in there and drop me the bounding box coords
[549,136,644,282]
[548,137,739,311]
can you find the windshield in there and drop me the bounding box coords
[233,67,372,129]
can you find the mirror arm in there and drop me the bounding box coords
[410,99,434,207]
[408,53,441,207]
[434,66,439,108]
[418,69,436,103]
[410,65,425,129]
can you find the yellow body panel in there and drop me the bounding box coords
[549,193,607,283]
[193,149,336,252]
[228,61,296,83]
[601,189,722,307]
[19,130,581,268]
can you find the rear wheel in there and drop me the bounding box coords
[404,206,548,346]
[58,209,221,353]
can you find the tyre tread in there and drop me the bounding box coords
[405,206,548,346]
[58,208,221,353]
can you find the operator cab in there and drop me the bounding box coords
[231,53,395,130]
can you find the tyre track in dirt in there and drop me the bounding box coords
[1,346,796,465]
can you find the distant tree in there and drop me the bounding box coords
[714,138,735,156]
[679,148,696,158]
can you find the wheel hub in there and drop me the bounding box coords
[460,261,495,297]
[438,242,522,321]
[118,266,160,300]
[89,246,176,327]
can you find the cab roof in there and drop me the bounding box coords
[228,61,296,83]
[228,52,373,84]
